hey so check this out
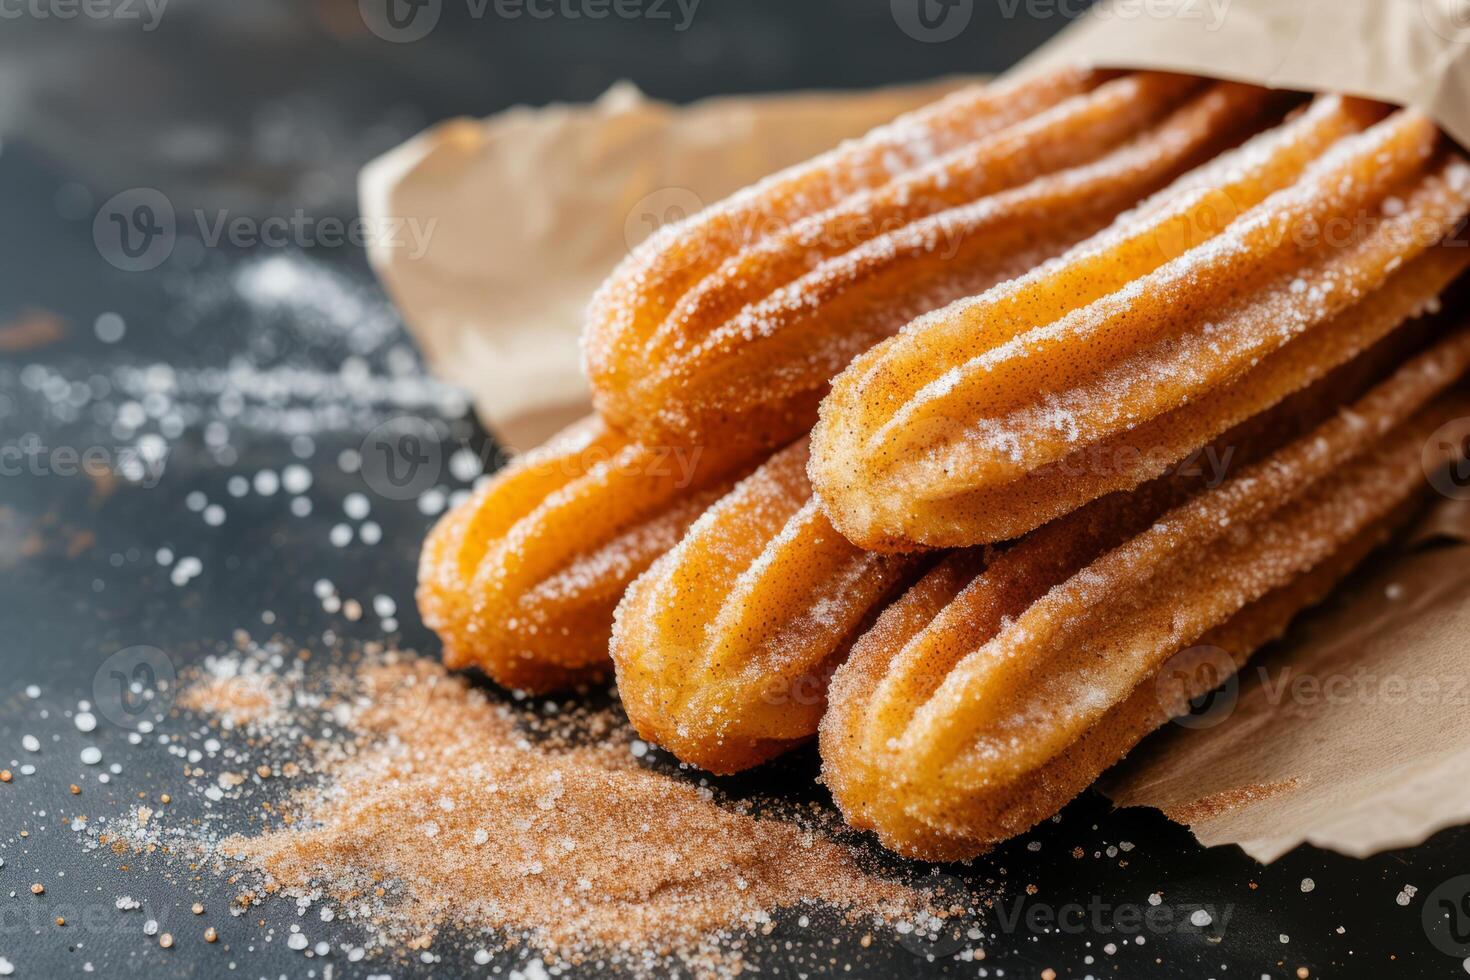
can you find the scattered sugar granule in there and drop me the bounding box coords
[417,488,447,516]
[253,470,280,496]
[343,493,370,520]
[282,464,312,495]
[449,448,483,482]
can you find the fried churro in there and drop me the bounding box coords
[812,99,1470,550]
[611,439,921,773]
[417,416,746,692]
[422,71,1279,694]
[819,326,1470,860]
[587,71,1278,456]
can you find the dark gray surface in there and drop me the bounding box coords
[2,3,1469,977]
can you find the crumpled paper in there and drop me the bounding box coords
[359,77,970,449]
[1022,0,1470,149]
[360,1,1470,863]
[1103,500,1470,862]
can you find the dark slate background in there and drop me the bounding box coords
[1,2,1468,977]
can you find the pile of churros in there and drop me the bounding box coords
[418,67,1470,860]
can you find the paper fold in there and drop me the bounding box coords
[359,78,971,450]
[1103,502,1470,862]
[1022,0,1470,149]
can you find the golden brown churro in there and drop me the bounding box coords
[417,417,746,691]
[811,100,1470,550]
[419,69,1470,868]
[422,70,1280,694]
[819,327,1470,860]
[611,439,922,773]
[586,71,1278,456]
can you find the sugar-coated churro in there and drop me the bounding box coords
[587,71,1278,457]
[811,100,1470,550]
[424,71,1280,695]
[611,439,921,773]
[418,416,746,692]
[819,327,1470,860]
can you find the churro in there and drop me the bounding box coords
[586,71,1278,456]
[811,100,1470,550]
[611,439,920,773]
[417,416,746,692]
[423,73,1277,694]
[819,326,1470,860]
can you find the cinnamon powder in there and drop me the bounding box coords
[137,640,925,974]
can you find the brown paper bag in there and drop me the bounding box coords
[1023,0,1470,148]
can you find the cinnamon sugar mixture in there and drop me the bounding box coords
[99,637,928,975]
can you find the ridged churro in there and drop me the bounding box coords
[422,71,1279,695]
[819,327,1470,860]
[586,71,1278,456]
[417,416,746,692]
[811,99,1470,550]
[611,439,921,773]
